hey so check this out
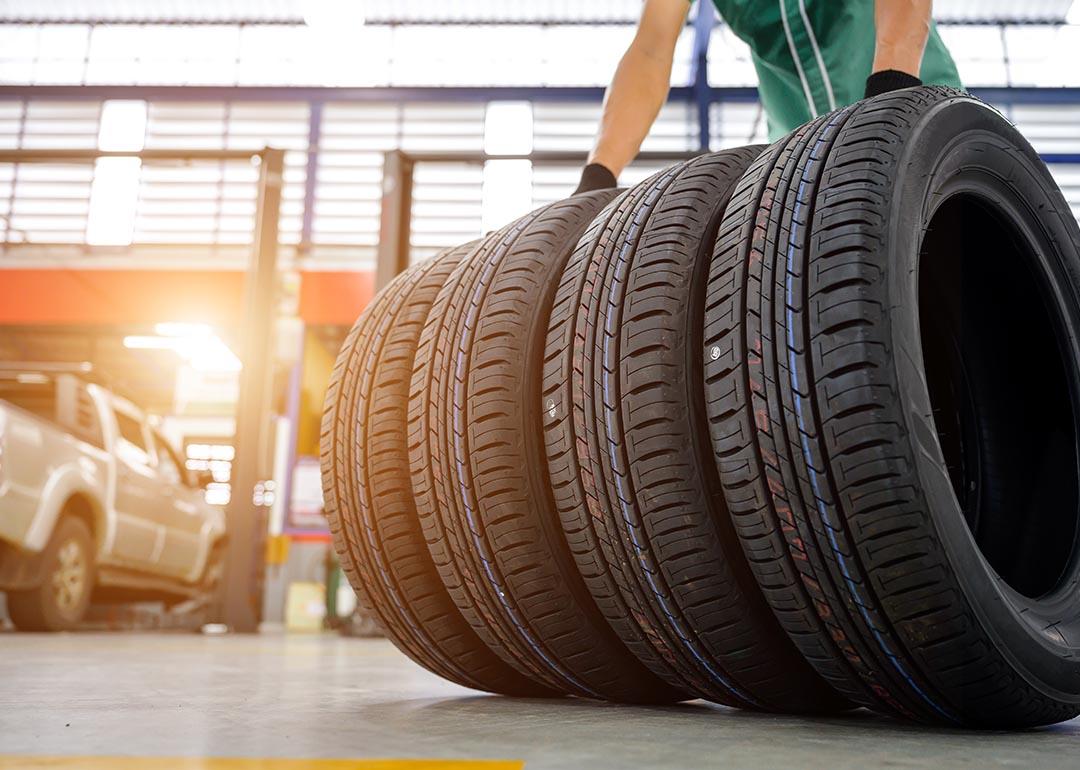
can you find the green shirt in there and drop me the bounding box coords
[704,0,962,140]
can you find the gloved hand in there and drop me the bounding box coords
[864,69,922,98]
[574,163,617,195]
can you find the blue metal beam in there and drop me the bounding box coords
[691,5,716,152]
[967,87,1080,105]
[0,84,754,104]
[2,84,1079,106]
[299,102,322,254]
[1042,154,1080,164]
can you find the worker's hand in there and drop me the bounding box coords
[864,69,922,98]
[574,163,618,195]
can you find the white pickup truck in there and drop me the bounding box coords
[0,366,226,631]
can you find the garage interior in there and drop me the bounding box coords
[1,1,1080,768]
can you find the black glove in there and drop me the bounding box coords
[864,69,922,98]
[574,163,617,195]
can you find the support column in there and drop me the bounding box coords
[376,150,414,290]
[222,147,285,633]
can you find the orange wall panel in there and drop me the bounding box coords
[0,269,374,327]
[0,269,246,326]
[297,270,374,326]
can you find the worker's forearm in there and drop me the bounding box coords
[588,45,673,177]
[872,0,932,76]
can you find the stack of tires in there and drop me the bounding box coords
[322,87,1080,727]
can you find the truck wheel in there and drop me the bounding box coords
[8,516,95,632]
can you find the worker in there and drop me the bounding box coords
[575,0,962,194]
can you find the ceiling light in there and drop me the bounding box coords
[303,0,366,31]
[124,326,241,373]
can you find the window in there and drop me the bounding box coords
[153,432,185,486]
[186,441,234,506]
[115,411,147,451]
[63,381,104,450]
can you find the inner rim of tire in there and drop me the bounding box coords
[919,191,1080,599]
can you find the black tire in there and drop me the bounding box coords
[8,516,94,632]
[408,195,683,702]
[543,148,848,712]
[704,86,1080,727]
[321,242,551,697]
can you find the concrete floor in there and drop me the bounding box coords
[1,633,1079,769]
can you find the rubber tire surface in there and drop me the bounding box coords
[321,242,552,697]
[704,86,1080,727]
[8,516,94,632]
[409,194,683,702]
[543,149,848,712]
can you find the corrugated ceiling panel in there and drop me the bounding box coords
[314,102,397,262]
[710,102,768,149]
[532,101,697,154]
[531,100,697,208]
[935,0,1072,22]
[0,0,1071,24]
[1,102,98,245]
[401,103,484,261]
[400,103,485,151]
[1003,25,1080,87]
[138,101,307,245]
[1051,165,1080,219]
[936,26,1008,87]
[0,0,644,24]
[1009,104,1080,153]
[359,1,643,24]
[3,21,1079,88]
[2,94,1078,261]
[411,161,483,262]
[707,25,758,87]
[316,101,486,264]
[532,102,602,154]
[19,100,100,149]
[1,161,93,243]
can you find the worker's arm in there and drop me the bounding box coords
[574,0,690,194]
[865,0,932,97]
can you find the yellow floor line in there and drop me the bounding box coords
[0,758,524,770]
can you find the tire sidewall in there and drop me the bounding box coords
[887,95,1080,701]
[31,517,95,631]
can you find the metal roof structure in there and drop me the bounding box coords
[0,0,1074,25]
